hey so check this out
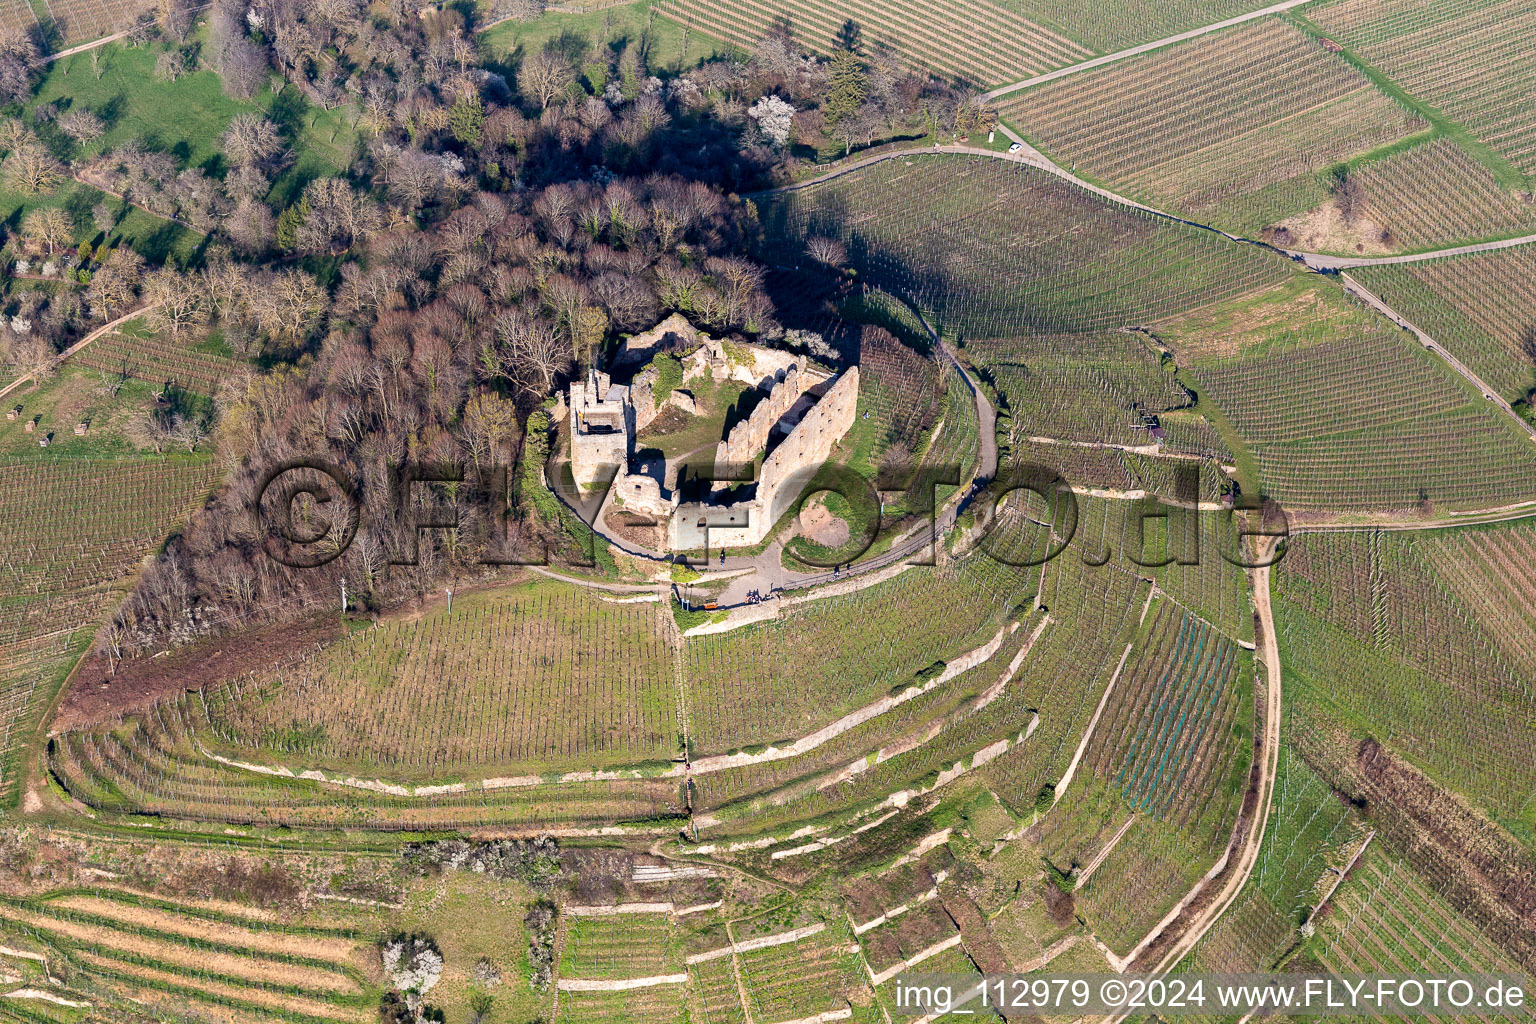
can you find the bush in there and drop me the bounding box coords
[525,899,558,990]
[651,352,683,403]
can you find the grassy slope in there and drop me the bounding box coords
[482,0,733,76]
[0,34,360,267]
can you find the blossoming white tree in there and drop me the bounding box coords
[747,94,795,148]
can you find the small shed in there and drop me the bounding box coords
[74,421,88,436]
[23,418,35,433]
[5,406,17,421]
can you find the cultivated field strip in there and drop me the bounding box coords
[43,0,153,44]
[202,581,679,776]
[1189,333,1536,509]
[1084,605,1244,822]
[0,887,376,1024]
[1315,843,1526,983]
[1276,527,1536,825]
[75,331,246,398]
[1351,246,1536,403]
[1349,137,1536,251]
[687,955,746,1024]
[0,456,219,805]
[557,985,687,1022]
[857,326,943,468]
[735,920,864,1022]
[0,458,220,608]
[0,0,36,35]
[1311,0,1536,173]
[972,330,1193,449]
[981,535,1151,814]
[657,0,1089,88]
[760,155,1294,339]
[1185,746,1364,973]
[1002,19,1424,224]
[1076,808,1220,954]
[1000,0,1294,52]
[560,912,681,980]
[49,693,684,829]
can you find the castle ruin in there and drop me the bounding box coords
[564,319,860,553]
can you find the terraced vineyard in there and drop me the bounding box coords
[1182,744,1365,974]
[558,986,687,1022]
[1187,333,1536,509]
[855,325,942,471]
[1346,137,1536,250]
[0,886,380,1024]
[999,0,1286,52]
[688,618,1037,815]
[0,456,220,804]
[50,692,685,829]
[561,912,681,979]
[687,955,746,1024]
[1075,809,1218,954]
[1350,246,1536,403]
[1082,604,1247,824]
[1275,525,1536,830]
[0,459,220,622]
[982,521,1151,813]
[684,552,1035,756]
[656,0,1091,89]
[1309,0,1536,173]
[758,155,1294,339]
[1001,19,1424,232]
[202,580,681,778]
[735,921,868,1022]
[971,330,1191,448]
[1021,593,1252,955]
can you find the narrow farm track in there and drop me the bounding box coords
[0,305,160,404]
[1133,535,1285,978]
[761,143,1536,447]
[1288,231,1536,269]
[982,0,1319,101]
[1338,273,1536,442]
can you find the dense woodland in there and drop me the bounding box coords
[0,0,998,657]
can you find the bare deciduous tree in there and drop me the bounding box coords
[517,51,574,111]
[21,207,73,255]
[2,142,64,195]
[142,267,209,335]
[221,113,286,169]
[805,236,847,267]
[58,109,105,147]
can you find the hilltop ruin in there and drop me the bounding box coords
[565,315,859,552]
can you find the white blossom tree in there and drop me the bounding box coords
[747,94,794,148]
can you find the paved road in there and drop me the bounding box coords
[983,0,1318,101]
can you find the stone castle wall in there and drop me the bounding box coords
[670,367,859,551]
[759,367,860,528]
[714,366,803,481]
